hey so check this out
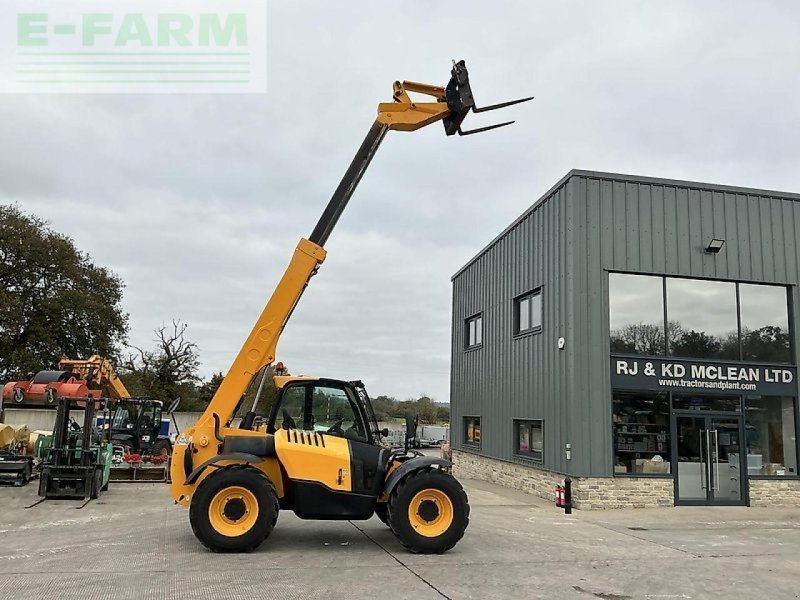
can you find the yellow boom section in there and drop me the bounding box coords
[194,62,531,430]
[59,355,131,399]
[195,239,326,428]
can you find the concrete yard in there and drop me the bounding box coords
[0,479,798,600]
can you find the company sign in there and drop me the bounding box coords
[610,356,797,396]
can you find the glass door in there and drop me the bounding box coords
[674,414,745,505]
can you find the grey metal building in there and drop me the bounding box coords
[450,170,800,508]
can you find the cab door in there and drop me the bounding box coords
[306,383,384,495]
[269,381,384,515]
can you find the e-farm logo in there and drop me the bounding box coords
[0,0,266,93]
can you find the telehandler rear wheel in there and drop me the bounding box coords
[388,468,469,554]
[190,466,278,553]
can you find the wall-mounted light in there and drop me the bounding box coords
[705,238,725,254]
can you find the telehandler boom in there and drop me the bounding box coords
[170,60,530,554]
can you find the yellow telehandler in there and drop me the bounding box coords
[169,60,531,553]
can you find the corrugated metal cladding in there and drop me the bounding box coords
[451,169,800,477]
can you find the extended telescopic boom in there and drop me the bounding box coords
[195,60,531,430]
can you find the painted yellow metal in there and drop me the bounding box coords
[408,488,454,538]
[194,239,327,430]
[274,428,351,491]
[170,428,284,506]
[59,355,131,399]
[208,485,260,537]
[170,70,464,511]
[273,375,319,389]
[376,80,451,132]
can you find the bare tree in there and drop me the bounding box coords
[121,320,201,404]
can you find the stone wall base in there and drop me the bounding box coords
[452,450,800,509]
[749,479,800,507]
[453,449,673,510]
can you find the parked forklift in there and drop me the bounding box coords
[170,60,530,554]
[38,397,113,499]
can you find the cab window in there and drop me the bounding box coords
[310,385,367,442]
[279,386,307,430]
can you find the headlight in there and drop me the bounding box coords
[175,434,192,446]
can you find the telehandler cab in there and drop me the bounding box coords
[170,60,530,554]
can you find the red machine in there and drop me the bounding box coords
[2,370,100,408]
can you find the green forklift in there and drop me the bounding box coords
[38,397,113,499]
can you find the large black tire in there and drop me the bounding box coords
[151,438,171,457]
[387,468,469,554]
[189,467,279,553]
[374,502,390,526]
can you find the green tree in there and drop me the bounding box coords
[415,395,439,424]
[0,205,128,379]
[198,371,225,405]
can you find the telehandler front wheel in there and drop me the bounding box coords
[388,468,469,554]
[190,466,279,553]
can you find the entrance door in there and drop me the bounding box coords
[674,414,745,505]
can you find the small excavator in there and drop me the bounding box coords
[170,60,531,554]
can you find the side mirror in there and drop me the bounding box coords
[380,428,389,438]
[404,412,418,451]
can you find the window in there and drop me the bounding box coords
[272,384,368,442]
[667,278,738,360]
[515,290,542,335]
[310,385,366,442]
[465,314,483,349]
[278,386,307,429]
[609,274,792,363]
[612,391,671,475]
[464,416,481,446]
[745,396,798,477]
[514,420,543,462]
[739,284,791,363]
[609,273,665,355]
[672,394,741,412]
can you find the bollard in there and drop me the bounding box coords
[564,477,572,514]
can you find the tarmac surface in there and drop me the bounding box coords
[0,478,798,600]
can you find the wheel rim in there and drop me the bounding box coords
[208,486,260,537]
[159,446,169,457]
[407,488,454,538]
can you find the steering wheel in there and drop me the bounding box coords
[326,419,344,436]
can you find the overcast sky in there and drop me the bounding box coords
[3,2,800,402]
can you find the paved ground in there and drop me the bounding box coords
[0,479,798,600]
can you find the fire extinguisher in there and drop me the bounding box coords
[555,484,564,507]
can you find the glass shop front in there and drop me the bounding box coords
[608,273,799,505]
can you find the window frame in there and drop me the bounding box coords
[513,419,543,463]
[744,395,800,479]
[608,271,794,365]
[514,288,543,337]
[463,415,481,447]
[464,313,483,350]
[612,390,672,478]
